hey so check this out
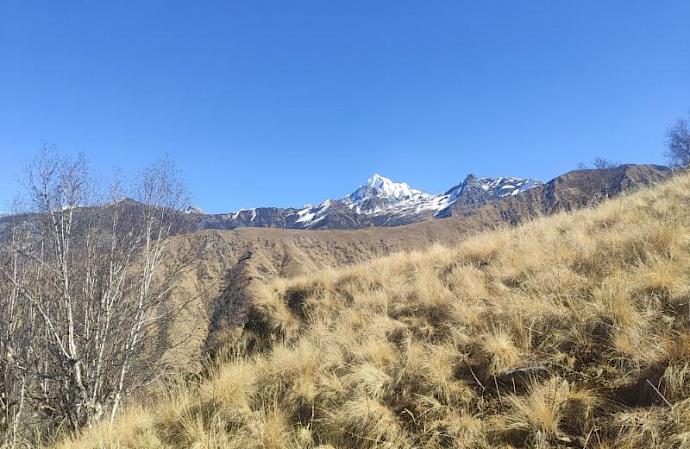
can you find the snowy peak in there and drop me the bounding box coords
[365,173,390,189]
[347,174,431,204]
[362,173,419,199]
[341,174,434,217]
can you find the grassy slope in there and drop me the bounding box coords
[158,213,484,370]
[58,174,690,449]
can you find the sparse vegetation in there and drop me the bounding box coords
[576,157,619,170]
[0,148,194,447]
[667,114,690,168]
[50,171,690,448]
[593,157,619,170]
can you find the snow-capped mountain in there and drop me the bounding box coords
[346,174,432,212]
[341,173,455,221]
[194,173,544,230]
[291,173,544,227]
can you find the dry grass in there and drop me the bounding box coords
[55,173,690,448]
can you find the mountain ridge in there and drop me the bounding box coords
[186,164,669,231]
[190,172,545,230]
[0,164,671,238]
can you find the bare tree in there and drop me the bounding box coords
[666,115,690,168]
[576,158,618,171]
[0,209,36,448]
[0,147,193,445]
[108,156,189,421]
[593,157,618,169]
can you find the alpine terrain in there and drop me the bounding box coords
[56,169,690,449]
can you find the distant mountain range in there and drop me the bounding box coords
[0,164,673,235]
[190,173,544,230]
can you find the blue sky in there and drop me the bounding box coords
[1,1,689,213]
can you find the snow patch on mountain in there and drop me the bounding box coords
[294,199,332,225]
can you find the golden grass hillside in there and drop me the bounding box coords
[57,173,690,449]
[156,214,479,370]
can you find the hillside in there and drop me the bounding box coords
[57,171,690,448]
[158,165,672,369]
[156,165,670,371]
[158,219,470,371]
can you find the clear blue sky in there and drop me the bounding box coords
[1,1,689,213]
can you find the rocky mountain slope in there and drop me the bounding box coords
[448,164,673,223]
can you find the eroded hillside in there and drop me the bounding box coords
[58,171,690,448]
